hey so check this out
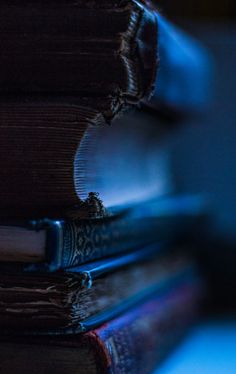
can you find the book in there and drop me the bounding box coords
[0,0,157,110]
[0,246,196,334]
[0,1,211,114]
[0,194,204,270]
[0,2,211,219]
[0,280,201,373]
[0,108,171,219]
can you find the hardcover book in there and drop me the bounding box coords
[0,1,211,219]
[0,1,210,114]
[0,281,201,373]
[0,195,204,270]
[0,0,158,110]
[0,246,196,334]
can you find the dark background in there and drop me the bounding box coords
[157,0,235,20]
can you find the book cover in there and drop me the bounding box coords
[0,247,196,334]
[0,195,205,270]
[0,280,201,373]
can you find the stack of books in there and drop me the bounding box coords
[0,1,210,373]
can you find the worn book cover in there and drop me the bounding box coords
[0,281,201,373]
[0,246,197,334]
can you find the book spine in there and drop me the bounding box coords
[88,282,200,374]
[27,194,204,271]
[59,217,159,268]
[25,216,158,271]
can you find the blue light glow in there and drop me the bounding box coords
[156,320,236,374]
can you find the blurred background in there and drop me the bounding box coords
[152,2,236,372]
[153,0,236,309]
